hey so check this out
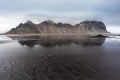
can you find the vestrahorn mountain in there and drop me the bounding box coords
[6,20,109,36]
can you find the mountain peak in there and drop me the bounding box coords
[26,20,34,24]
[41,20,55,25]
[80,20,103,24]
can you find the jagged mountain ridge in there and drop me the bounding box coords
[76,21,107,34]
[6,20,108,34]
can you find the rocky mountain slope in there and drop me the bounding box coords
[6,20,109,35]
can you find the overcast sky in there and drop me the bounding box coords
[0,0,120,33]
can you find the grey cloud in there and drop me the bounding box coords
[0,0,120,25]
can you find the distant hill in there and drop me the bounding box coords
[6,20,109,35]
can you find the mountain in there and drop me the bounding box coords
[7,20,39,34]
[6,20,109,35]
[37,21,62,34]
[76,21,107,34]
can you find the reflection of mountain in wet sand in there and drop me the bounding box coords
[9,36,105,47]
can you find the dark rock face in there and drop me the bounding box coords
[76,21,107,34]
[81,21,106,30]
[7,20,39,34]
[37,21,62,34]
[6,20,108,34]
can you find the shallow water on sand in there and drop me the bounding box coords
[0,35,120,80]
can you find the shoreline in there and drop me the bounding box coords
[3,32,113,37]
[2,32,119,37]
